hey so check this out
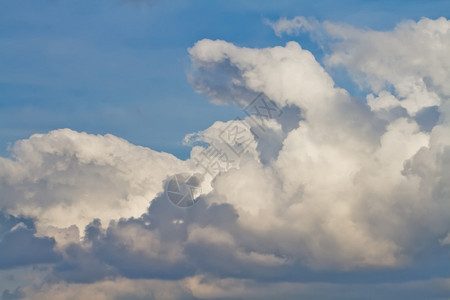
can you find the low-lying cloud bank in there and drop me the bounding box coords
[2,16,450,299]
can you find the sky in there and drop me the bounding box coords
[2,0,450,299]
[2,0,450,159]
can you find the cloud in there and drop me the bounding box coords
[265,16,320,37]
[0,228,60,270]
[16,278,194,300]
[2,16,450,300]
[0,214,60,270]
[0,128,188,233]
[268,16,450,116]
[188,37,401,269]
[12,275,450,300]
[185,17,450,275]
[324,17,450,116]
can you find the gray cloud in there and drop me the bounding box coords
[0,214,60,270]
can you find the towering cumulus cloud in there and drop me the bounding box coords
[2,17,450,299]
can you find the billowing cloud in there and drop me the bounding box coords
[0,129,188,233]
[2,16,450,300]
[268,16,450,116]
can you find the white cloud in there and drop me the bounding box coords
[324,17,450,95]
[265,16,319,37]
[189,36,401,269]
[268,17,450,117]
[0,129,188,237]
[3,16,450,300]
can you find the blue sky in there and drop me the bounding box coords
[2,0,449,159]
[3,1,450,299]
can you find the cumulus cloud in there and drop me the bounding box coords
[324,17,450,116]
[2,16,450,300]
[0,129,188,234]
[269,16,450,116]
[188,37,400,269]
